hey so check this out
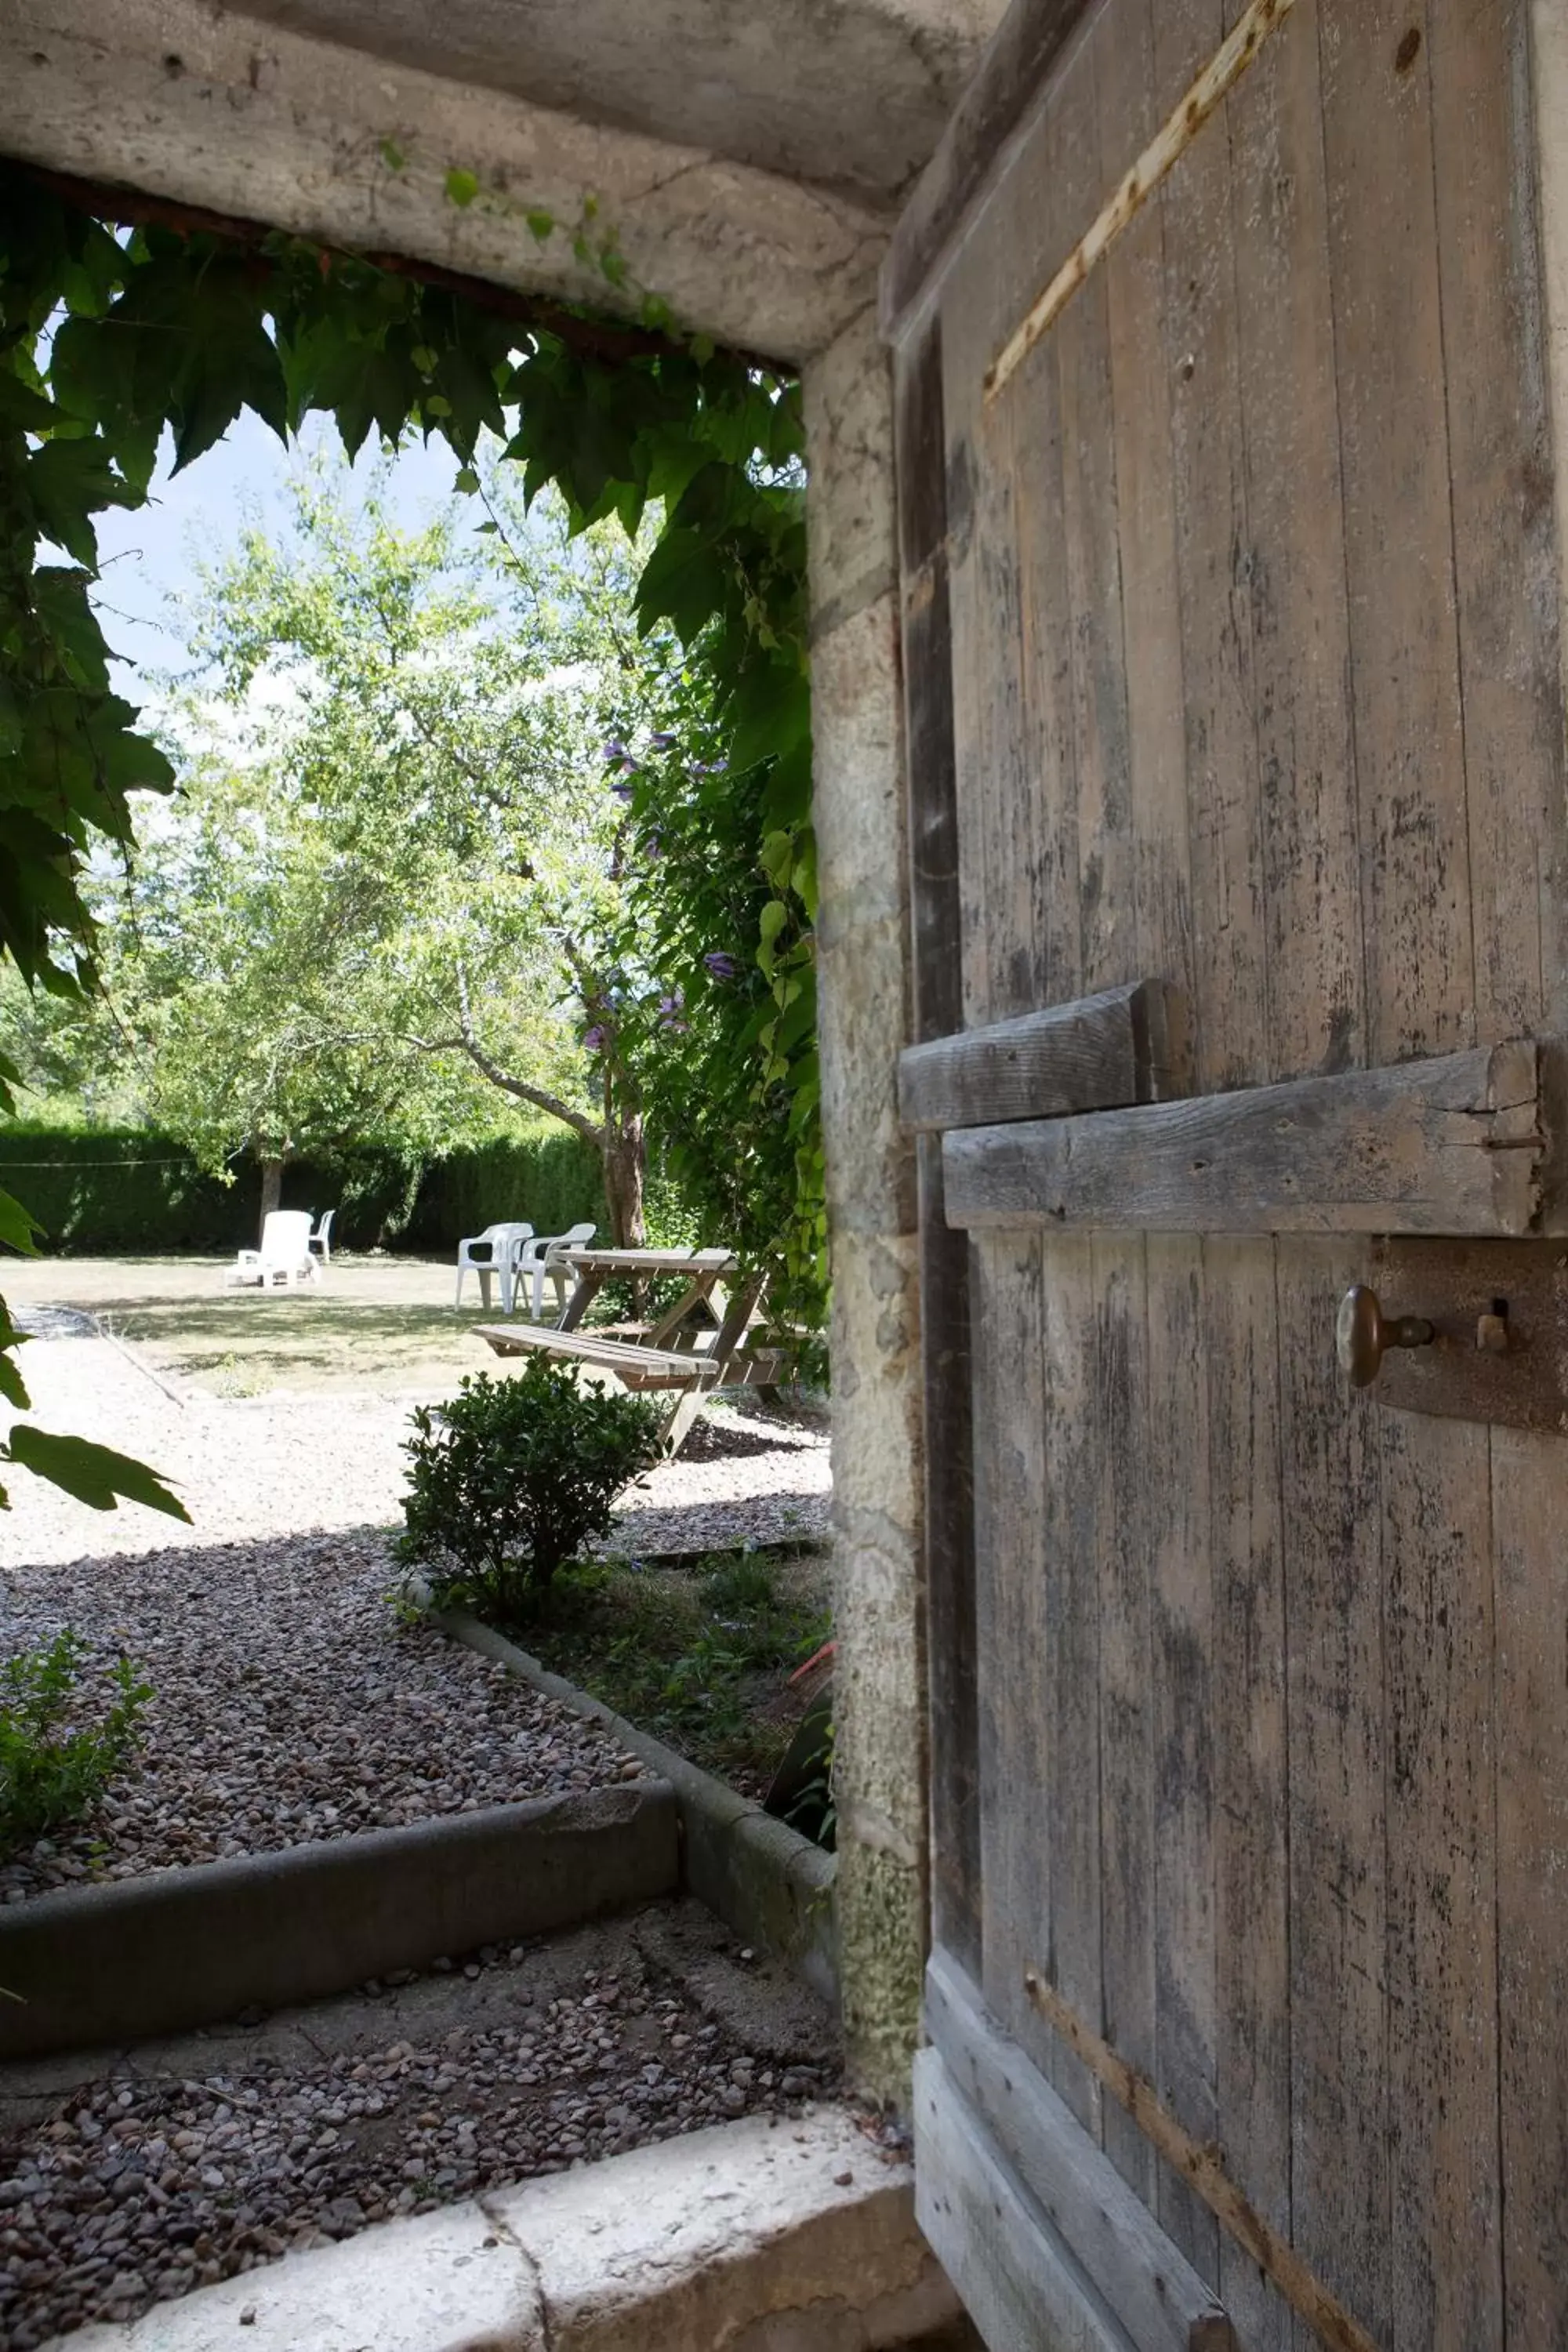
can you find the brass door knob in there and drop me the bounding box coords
[1336,1284,1436,1388]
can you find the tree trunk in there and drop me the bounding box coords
[602,1116,645,1250]
[257,1153,286,1240]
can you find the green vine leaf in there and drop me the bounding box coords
[444,168,481,209]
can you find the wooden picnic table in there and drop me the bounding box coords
[474,1243,783,1454]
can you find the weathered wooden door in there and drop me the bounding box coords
[884,3,1568,2348]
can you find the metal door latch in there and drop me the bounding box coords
[1334,1240,1568,1430]
[1336,1285,1436,1387]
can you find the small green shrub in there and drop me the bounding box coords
[0,1632,152,1855]
[397,1363,662,1619]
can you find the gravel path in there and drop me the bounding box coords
[0,1334,829,1571]
[0,1904,841,2351]
[0,1334,829,1902]
[0,1530,647,1904]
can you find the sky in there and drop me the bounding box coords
[90,411,466,697]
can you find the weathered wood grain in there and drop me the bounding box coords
[1091,1229,1156,2205]
[1022,1961,1379,2352]
[972,1229,1052,2064]
[1037,1232,1105,2132]
[1493,1428,1568,2352]
[1225,0,1364,1084]
[941,188,1029,1030]
[1052,26,1135,996]
[1428,0,1565,1048]
[943,1040,1545,1236]
[882,0,1098,336]
[925,1950,1236,2352]
[1277,1238,1389,2352]
[1379,1403,1501,2352]
[1146,1236,1218,2285]
[1097,0,1197,1036]
[912,2047,1138,2352]
[897,313,983,1976]
[1158,0,1268,1093]
[1318,0,1472,1062]
[995,52,1086,1014]
[986,0,1297,404]
[1205,1239,1291,2352]
[898,980,1192,1133]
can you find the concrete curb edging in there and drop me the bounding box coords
[49,2107,962,2352]
[431,1604,840,2009]
[0,1784,678,2062]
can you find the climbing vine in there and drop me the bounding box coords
[0,160,819,1506]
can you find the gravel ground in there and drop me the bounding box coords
[0,1529,646,1904]
[0,1903,843,2350]
[0,1334,829,1572]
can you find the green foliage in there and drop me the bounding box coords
[397,1363,662,1614]
[0,1120,608,1255]
[0,165,819,1512]
[531,1546,832,1792]
[404,1130,605,1254]
[0,1631,153,1856]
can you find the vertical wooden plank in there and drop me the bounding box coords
[1277,1238,1389,2352]
[974,1231,1053,2067]
[1207,1237,1291,2352]
[1379,1406,1501,2352]
[1051,30,1136,996]
[1037,1229,1105,2139]
[1145,1233,1218,2285]
[1225,0,1365,1084]
[1097,0,1196,1018]
[1427,0,1565,1045]
[1091,1229,1156,2205]
[941,189,1035,1033]
[1316,0,1474,1062]
[1156,0,1269,1093]
[1494,1426,1568,2352]
[1007,82,1087,1018]
[896,313,982,1977]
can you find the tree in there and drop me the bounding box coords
[147,466,665,1240]
[0,171,820,1523]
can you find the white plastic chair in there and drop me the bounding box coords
[225,1210,319,1290]
[307,1208,335,1265]
[515,1222,597,1321]
[454,1221,534,1312]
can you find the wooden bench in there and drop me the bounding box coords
[474,1245,773,1452]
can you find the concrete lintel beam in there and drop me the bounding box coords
[5,0,892,361]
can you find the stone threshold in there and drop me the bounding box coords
[47,2107,964,2352]
[430,1602,838,2006]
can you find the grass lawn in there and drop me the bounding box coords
[519,1545,833,1818]
[0,1254,515,1397]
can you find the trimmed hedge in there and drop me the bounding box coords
[0,1124,606,1258]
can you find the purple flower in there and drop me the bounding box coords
[582,1024,609,1052]
[608,778,636,803]
[650,730,678,749]
[657,987,688,1031]
[601,738,626,764]
[703,951,740,982]
[644,830,662,861]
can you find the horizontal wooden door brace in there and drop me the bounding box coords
[898,978,1192,1131]
[1022,1967,1378,2352]
[942,1037,1557,1236]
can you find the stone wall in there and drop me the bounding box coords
[804,311,927,2109]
